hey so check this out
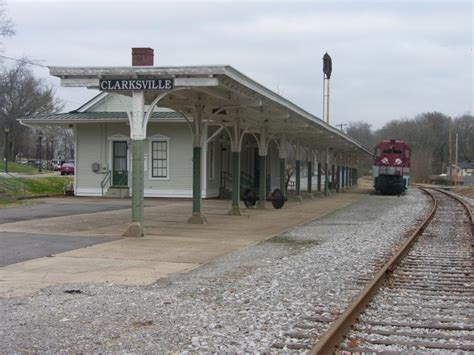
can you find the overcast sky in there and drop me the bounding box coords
[2,0,473,129]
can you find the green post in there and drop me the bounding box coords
[295,160,301,196]
[228,151,242,215]
[125,139,144,237]
[131,139,144,223]
[317,162,322,192]
[331,164,335,192]
[192,146,201,214]
[307,161,312,193]
[341,166,345,189]
[258,155,267,208]
[188,146,207,223]
[324,163,328,196]
[336,166,340,192]
[279,157,286,194]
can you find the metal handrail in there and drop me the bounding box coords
[221,171,255,190]
[101,171,130,198]
[100,170,112,197]
[116,172,129,198]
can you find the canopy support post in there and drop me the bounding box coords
[188,104,207,224]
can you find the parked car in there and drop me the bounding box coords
[50,159,63,171]
[60,163,75,175]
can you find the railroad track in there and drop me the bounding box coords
[271,188,472,353]
[305,187,473,354]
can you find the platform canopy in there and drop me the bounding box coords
[49,65,372,156]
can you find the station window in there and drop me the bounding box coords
[151,140,168,179]
[383,148,402,154]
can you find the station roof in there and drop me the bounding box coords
[27,65,372,157]
[19,111,184,123]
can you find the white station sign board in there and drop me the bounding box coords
[99,79,174,91]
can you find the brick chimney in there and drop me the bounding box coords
[132,47,154,66]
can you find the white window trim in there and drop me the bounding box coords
[148,134,171,181]
[208,140,215,181]
[107,133,130,142]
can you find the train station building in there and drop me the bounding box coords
[20,48,371,237]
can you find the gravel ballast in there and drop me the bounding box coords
[0,188,430,353]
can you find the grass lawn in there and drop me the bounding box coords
[0,161,41,174]
[0,176,73,202]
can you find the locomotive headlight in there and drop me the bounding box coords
[395,158,402,165]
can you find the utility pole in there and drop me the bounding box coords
[448,118,452,184]
[336,123,348,132]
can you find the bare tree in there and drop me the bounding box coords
[0,0,14,50]
[346,121,374,150]
[410,147,434,182]
[373,112,473,182]
[345,121,374,175]
[453,114,474,162]
[0,62,63,161]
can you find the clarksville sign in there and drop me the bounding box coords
[99,78,174,91]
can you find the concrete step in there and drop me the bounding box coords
[104,186,130,198]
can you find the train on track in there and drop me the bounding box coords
[373,139,411,195]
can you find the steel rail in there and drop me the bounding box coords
[431,187,473,226]
[310,187,438,355]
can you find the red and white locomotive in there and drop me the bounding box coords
[373,139,411,195]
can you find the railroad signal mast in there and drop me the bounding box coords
[322,52,332,124]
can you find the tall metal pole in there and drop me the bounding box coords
[322,73,326,121]
[4,128,9,173]
[324,78,330,124]
[46,141,50,169]
[322,53,332,124]
[38,133,43,173]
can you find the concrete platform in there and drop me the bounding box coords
[0,188,368,297]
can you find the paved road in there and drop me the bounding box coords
[0,232,119,267]
[0,199,128,266]
[0,202,130,224]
